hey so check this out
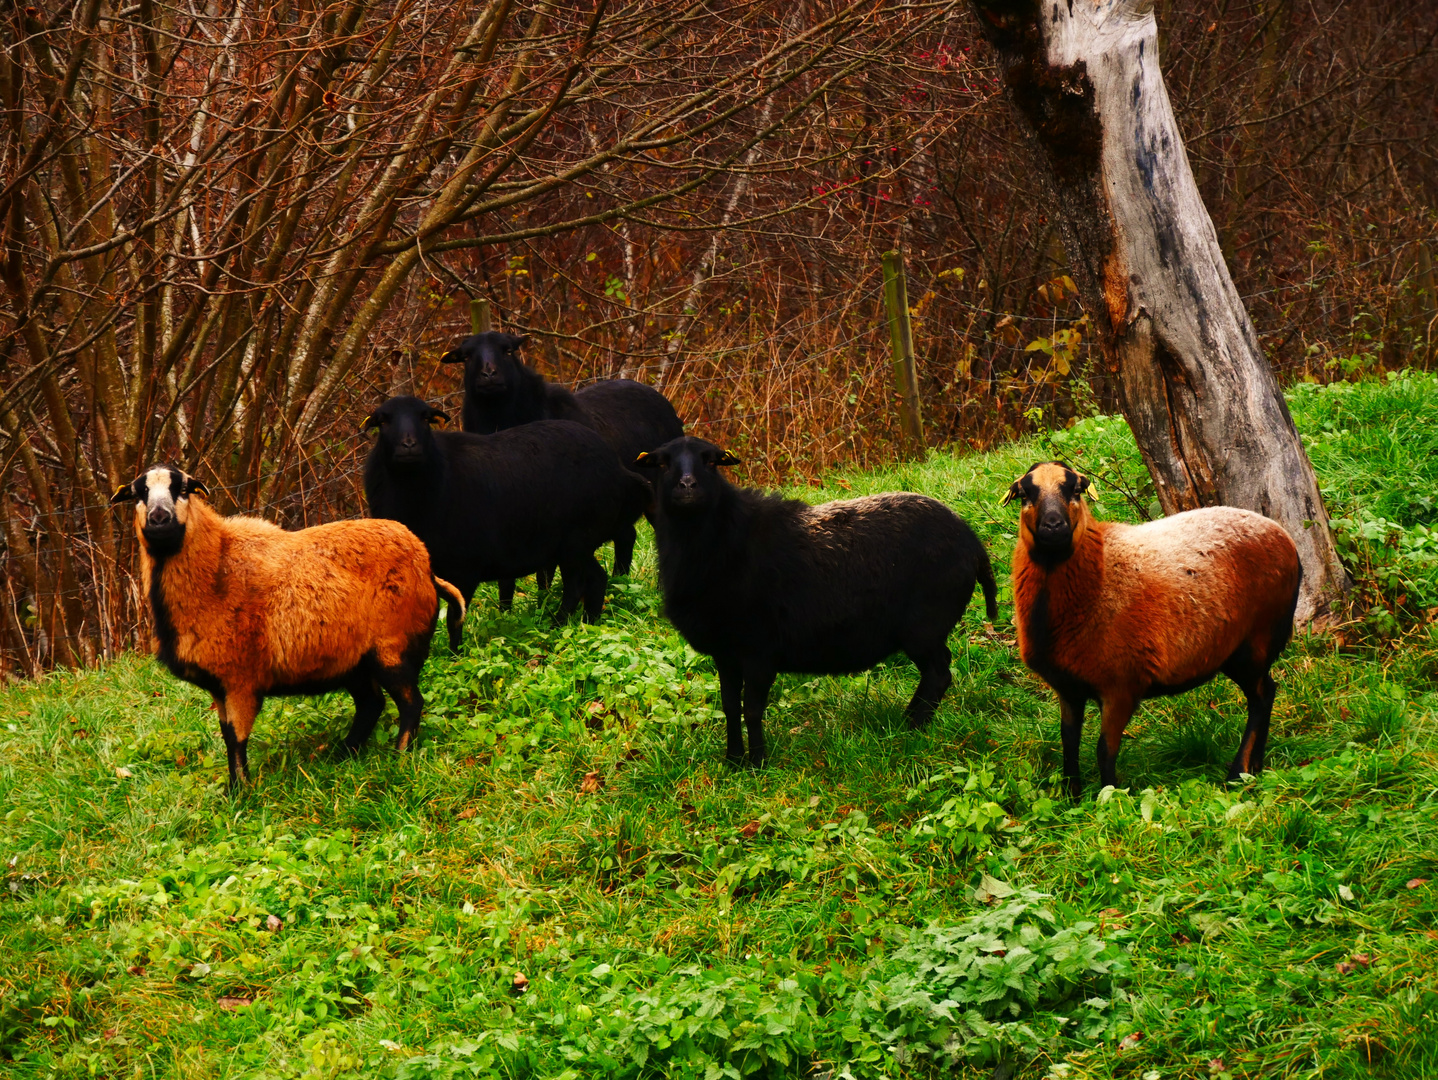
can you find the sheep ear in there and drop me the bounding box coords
[633,452,661,470]
[362,412,382,433]
[715,451,740,467]
[110,479,141,506]
[513,334,530,349]
[1074,474,1091,496]
[183,476,209,498]
[438,349,465,365]
[1001,480,1023,506]
[428,409,450,427]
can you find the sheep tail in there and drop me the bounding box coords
[433,576,466,620]
[976,547,999,621]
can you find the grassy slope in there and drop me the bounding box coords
[2,375,1436,1080]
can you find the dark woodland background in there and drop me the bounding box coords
[1,0,1435,674]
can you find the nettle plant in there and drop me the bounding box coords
[848,888,1133,1069]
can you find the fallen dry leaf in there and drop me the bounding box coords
[456,807,477,820]
[127,965,146,977]
[1208,1060,1226,1075]
[1336,961,1355,975]
[586,701,605,715]
[217,996,252,1011]
[1407,878,1429,889]
[740,820,761,838]
[579,771,604,794]
[115,767,132,779]
[512,972,529,993]
[1118,1032,1143,1051]
[266,914,282,932]
[1351,953,1373,967]
[1101,907,1123,917]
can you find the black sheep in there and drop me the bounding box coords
[439,332,683,592]
[636,437,999,767]
[363,396,650,647]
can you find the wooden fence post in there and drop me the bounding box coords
[882,249,924,449]
[470,297,491,335]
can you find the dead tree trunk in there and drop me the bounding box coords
[971,0,1349,622]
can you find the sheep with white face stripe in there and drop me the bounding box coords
[113,465,463,790]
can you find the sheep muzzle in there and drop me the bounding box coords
[1032,503,1074,557]
[469,366,506,394]
[390,442,426,464]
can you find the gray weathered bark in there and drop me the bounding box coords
[971,0,1349,622]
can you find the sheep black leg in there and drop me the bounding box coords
[580,556,608,622]
[741,666,775,768]
[714,658,745,766]
[380,673,424,753]
[218,691,258,791]
[1059,695,1085,798]
[557,558,585,621]
[341,674,385,756]
[611,524,637,578]
[445,601,465,652]
[1227,669,1277,781]
[1095,694,1134,791]
[904,643,952,730]
[497,578,516,612]
[219,721,247,791]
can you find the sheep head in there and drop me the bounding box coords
[635,437,739,515]
[438,331,530,399]
[1004,461,1092,564]
[111,465,210,557]
[364,396,450,465]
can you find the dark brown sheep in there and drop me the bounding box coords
[1005,461,1302,795]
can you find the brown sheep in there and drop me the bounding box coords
[1004,461,1302,796]
[112,465,465,789]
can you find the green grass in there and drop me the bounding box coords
[3,374,1438,1079]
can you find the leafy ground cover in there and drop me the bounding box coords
[2,373,1436,1079]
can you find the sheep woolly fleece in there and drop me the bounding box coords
[1014,507,1298,688]
[136,501,437,688]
